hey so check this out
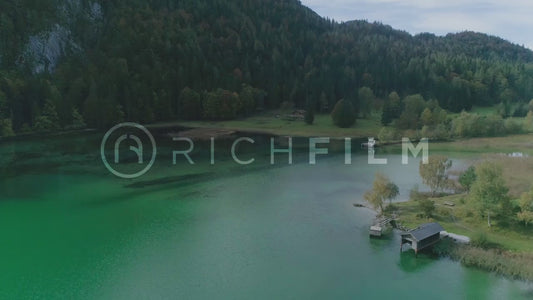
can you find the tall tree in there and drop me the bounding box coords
[469,162,510,227]
[419,155,452,196]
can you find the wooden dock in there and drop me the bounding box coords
[369,217,396,237]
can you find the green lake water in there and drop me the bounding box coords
[0,133,532,299]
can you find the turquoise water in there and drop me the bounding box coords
[0,133,531,299]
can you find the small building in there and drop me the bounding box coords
[400,222,444,254]
[369,217,394,238]
[369,225,383,237]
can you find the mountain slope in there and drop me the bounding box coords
[1,0,533,131]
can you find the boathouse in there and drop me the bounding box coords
[400,222,444,254]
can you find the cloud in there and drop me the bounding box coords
[301,0,533,49]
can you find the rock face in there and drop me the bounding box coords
[23,24,76,73]
[20,0,103,74]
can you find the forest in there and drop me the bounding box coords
[2,0,533,135]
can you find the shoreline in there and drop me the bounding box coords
[356,195,533,282]
[148,120,533,153]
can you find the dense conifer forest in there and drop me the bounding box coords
[1,0,533,134]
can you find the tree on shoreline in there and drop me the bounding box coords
[469,162,510,227]
[364,173,399,214]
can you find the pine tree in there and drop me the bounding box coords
[33,100,60,132]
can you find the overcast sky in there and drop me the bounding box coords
[301,0,533,49]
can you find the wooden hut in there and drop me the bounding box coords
[400,222,444,254]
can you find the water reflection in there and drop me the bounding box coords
[397,251,436,273]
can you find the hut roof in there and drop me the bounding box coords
[403,222,444,241]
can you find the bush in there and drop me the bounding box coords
[451,112,514,138]
[419,198,436,218]
[451,111,481,137]
[331,99,356,128]
[504,119,523,134]
[470,232,490,249]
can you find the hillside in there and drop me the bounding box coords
[1,0,533,132]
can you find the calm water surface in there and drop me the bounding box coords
[0,133,532,299]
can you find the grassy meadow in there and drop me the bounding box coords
[158,111,383,138]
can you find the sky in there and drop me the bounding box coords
[300,0,533,50]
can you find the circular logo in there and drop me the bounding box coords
[100,122,157,179]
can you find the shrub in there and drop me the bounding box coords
[452,111,481,137]
[504,119,523,134]
[451,112,515,138]
[331,99,356,128]
[419,198,436,218]
[470,232,490,249]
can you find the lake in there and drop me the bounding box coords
[0,132,531,299]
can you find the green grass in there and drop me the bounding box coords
[427,134,533,156]
[470,105,498,116]
[447,105,498,118]
[153,110,383,138]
